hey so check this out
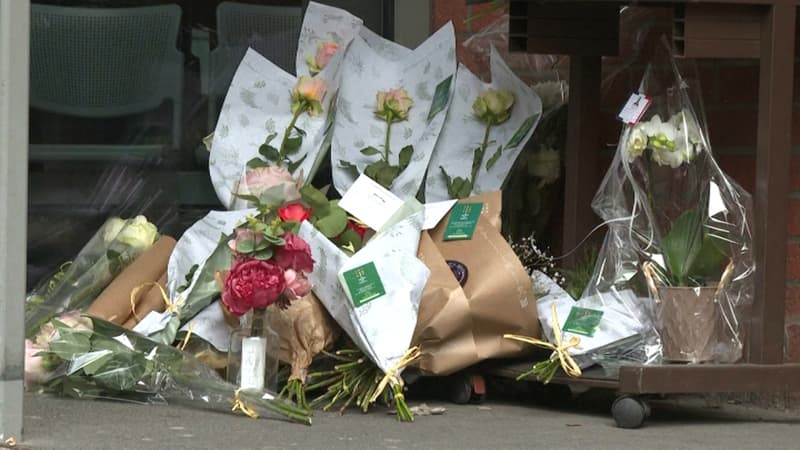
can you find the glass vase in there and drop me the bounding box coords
[227,307,280,393]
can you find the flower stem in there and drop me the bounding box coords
[471,121,493,182]
[384,113,394,162]
[278,105,305,165]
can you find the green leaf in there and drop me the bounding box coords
[360,146,381,156]
[246,157,269,169]
[339,160,361,179]
[662,209,705,285]
[236,239,256,253]
[259,144,280,161]
[689,233,728,281]
[232,193,261,204]
[398,145,413,171]
[75,350,115,376]
[506,113,540,148]
[294,126,307,137]
[364,160,400,190]
[485,145,503,171]
[338,228,364,252]
[264,132,278,145]
[254,248,274,260]
[284,136,303,154]
[258,184,289,207]
[300,184,331,216]
[91,352,148,391]
[47,321,92,360]
[441,167,472,199]
[287,153,308,174]
[315,204,348,238]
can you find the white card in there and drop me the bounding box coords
[338,173,404,231]
[422,200,457,230]
[132,311,172,336]
[240,336,266,391]
[617,93,652,125]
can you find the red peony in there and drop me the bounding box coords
[222,259,287,315]
[346,220,368,240]
[274,233,315,273]
[278,203,311,223]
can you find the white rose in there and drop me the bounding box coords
[115,215,159,250]
[102,217,127,245]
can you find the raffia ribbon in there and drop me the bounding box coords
[368,346,422,404]
[504,303,582,378]
[129,281,184,322]
[177,322,194,351]
[231,388,259,419]
[4,436,16,448]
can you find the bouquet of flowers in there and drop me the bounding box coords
[25,215,160,338]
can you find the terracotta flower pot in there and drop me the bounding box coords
[656,286,720,363]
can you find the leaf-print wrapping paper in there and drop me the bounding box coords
[331,22,457,198]
[425,46,543,202]
[295,1,363,77]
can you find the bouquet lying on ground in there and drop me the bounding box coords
[25,215,160,338]
[25,314,311,424]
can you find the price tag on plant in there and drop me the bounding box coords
[442,202,483,241]
[342,262,386,307]
[617,93,652,125]
[562,306,604,337]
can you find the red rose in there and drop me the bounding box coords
[346,220,368,240]
[278,203,311,223]
[222,259,286,315]
[274,233,314,273]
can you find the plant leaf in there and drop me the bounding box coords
[259,144,280,161]
[246,157,269,169]
[337,228,364,252]
[398,145,413,171]
[300,184,330,216]
[294,126,306,137]
[662,209,705,285]
[315,204,348,238]
[287,153,308,174]
[284,136,303,154]
[339,160,361,179]
[360,146,381,156]
[485,145,503,171]
[264,132,278,145]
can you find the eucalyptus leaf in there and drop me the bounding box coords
[338,228,364,252]
[236,239,256,253]
[254,248,274,260]
[315,205,348,238]
[300,185,331,216]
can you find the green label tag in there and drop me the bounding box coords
[443,202,483,241]
[562,307,604,337]
[427,75,453,122]
[506,113,540,148]
[342,262,386,307]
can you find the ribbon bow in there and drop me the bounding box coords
[231,389,259,419]
[129,281,184,322]
[504,303,582,378]
[368,346,422,404]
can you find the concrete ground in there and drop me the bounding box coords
[13,384,800,450]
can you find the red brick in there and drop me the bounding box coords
[789,199,800,236]
[786,323,800,362]
[706,108,758,148]
[717,155,756,194]
[433,0,468,34]
[787,285,800,317]
[456,42,489,78]
[788,242,800,281]
[718,63,759,106]
[467,3,506,33]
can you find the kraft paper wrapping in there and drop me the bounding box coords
[270,292,341,382]
[412,232,478,375]
[424,192,539,365]
[122,272,168,329]
[87,237,176,325]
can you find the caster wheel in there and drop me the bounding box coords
[447,373,486,404]
[612,395,650,429]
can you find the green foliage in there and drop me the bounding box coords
[660,209,727,286]
[440,167,473,200]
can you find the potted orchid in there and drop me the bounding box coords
[622,107,734,362]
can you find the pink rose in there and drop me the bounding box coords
[228,227,263,253]
[222,259,287,316]
[241,166,301,202]
[25,339,47,388]
[291,75,327,116]
[283,269,312,300]
[314,42,338,72]
[376,88,413,121]
[274,233,314,273]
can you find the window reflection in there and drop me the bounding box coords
[27,0,393,288]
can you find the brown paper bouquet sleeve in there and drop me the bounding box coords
[86,236,176,325]
[122,272,168,329]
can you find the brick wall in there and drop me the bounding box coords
[432,1,800,363]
